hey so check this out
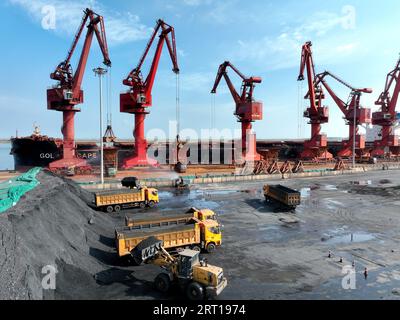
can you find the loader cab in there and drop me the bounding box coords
[177,249,199,279]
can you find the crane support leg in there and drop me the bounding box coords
[337,122,366,158]
[122,111,158,168]
[301,123,332,160]
[242,122,261,162]
[49,110,87,170]
[371,126,400,157]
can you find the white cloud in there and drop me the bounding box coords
[180,0,213,6]
[9,0,151,45]
[234,8,359,71]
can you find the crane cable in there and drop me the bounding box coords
[176,73,180,141]
[106,66,112,127]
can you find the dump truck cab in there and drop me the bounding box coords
[200,219,222,253]
[144,187,159,203]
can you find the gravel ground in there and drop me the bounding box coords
[1,170,400,300]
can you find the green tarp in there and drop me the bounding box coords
[0,167,41,213]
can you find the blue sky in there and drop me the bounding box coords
[1,0,400,140]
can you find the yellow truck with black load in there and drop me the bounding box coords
[124,207,217,228]
[116,217,222,264]
[263,184,301,211]
[93,187,159,213]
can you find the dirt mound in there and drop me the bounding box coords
[0,171,120,300]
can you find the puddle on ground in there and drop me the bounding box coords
[300,188,311,198]
[350,180,372,186]
[158,191,175,199]
[322,231,376,245]
[323,185,338,191]
[240,189,262,195]
[186,199,220,210]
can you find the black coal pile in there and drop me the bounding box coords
[0,171,159,300]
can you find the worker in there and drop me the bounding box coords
[328,250,332,258]
[364,268,368,279]
[175,177,184,187]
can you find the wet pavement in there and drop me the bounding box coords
[119,170,400,299]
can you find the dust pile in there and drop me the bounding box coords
[0,171,125,300]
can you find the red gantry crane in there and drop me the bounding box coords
[371,57,400,157]
[120,19,179,168]
[313,71,372,158]
[211,61,263,162]
[297,41,332,160]
[47,8,111,173]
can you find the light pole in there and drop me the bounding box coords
[93,67,107,185]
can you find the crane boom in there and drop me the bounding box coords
[211,61,263,162]
[372,56,400,157]
[313,71,372,158]
[375,57,400,115]
[47,8,111,173]
[120,19,179,168]
[297,41,331,160]
[50,8,111,98]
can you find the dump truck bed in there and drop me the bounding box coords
[125,211,195,228]
[94,188,144,206]
[263,184,301,208]
[116,223,200,257]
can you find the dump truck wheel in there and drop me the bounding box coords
[191,245,201,252]
[154,274,171,293]
[186,282,204,300]
[148,201,155,208]
[114,205,121,213]
[139,202,146,209]
[206,243,216,253]
[106,206,114,213]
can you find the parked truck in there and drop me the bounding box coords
[124,207,217,228]
[263,184,301,211]
[115,218,222,263]
[93,186,159,213]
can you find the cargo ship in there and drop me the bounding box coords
[11,126,371,171]
[10,126,133,170]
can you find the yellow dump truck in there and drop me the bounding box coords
[115,218,222,263]
[124,207,217,228]
[263,184,301,211]
[93,187,159,213]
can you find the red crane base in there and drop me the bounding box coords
[122,155,158,168]
[371,147,400,158]
[48,157,89,171]
[300,148,333,161]
[48,110,90,172]
[122,140,158,169]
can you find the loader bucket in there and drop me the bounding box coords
[131,236,163,265]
